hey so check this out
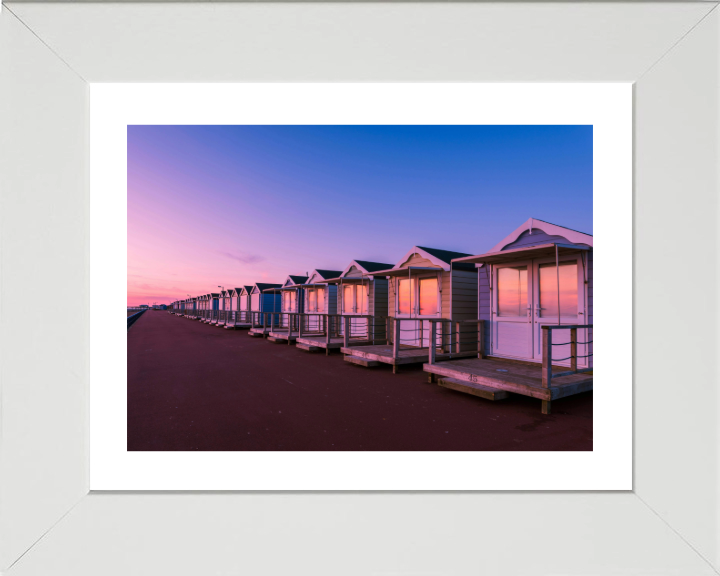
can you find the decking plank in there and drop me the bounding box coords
[423,357,592,401]
[340,344,477,366]
[437,377,509,401]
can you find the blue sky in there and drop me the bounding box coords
[128,125,592,304]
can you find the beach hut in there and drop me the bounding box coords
[213,289,231,326]
[247,283,283,337]
[423,218,593,414]
[296,262,393,354]
[340,246,478,372]
[265,275,308,343]
[285,269,342,352]
[196,295,207,320]
[224,287,253,329]
[202,293,220,323]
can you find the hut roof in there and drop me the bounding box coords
[255,283,282,291]
[353,260,395,272]
[312,269,343,280]
[416,246,473,264]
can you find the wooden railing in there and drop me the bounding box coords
[426,319,485,364]
[541,324,593,387]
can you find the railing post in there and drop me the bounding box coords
[288,313,293,344]
[541,326,552,415]
[298,313,304,338]
[386,317,390,345]
[478,320,485,359]
[542,327,551,387]
[570,327,577,372]
[393,318,400,359]
[344,316,350,349]
[429,321,436,365]
[326,315,331,346]
[263,312,267,337]
[455,321,461,355]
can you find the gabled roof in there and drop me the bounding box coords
[367,246,474,275]
[288,275,309,285]
[489,217,593,253]
[312,269,343,280]
[416,246,473,265]
[319,260,398,283]
[254,282,282,292]
[353,260,395,273]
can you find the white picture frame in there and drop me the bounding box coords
[1,2,718,574]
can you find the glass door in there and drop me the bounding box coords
[340,284,368,337]
[492,262,533,359]
[532,256,586,367]
[395,275,440,348]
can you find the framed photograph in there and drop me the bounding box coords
[1,2,718,575]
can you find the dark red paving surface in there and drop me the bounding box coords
[128,311,593,451]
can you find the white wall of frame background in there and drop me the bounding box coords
[1,2,719,575]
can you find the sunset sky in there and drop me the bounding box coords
[128,125,592,306]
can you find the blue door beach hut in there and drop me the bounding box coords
[247,283,283,337]
[216,289,232,326]
[202,293,220,323]
[296,261,393,354]
[266,275,308,343]
[341,246,478,372]
[423,218,593,414]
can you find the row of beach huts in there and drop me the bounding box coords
[167,218,593,414]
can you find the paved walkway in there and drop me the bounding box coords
[128,311,592,451]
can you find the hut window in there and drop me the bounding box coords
[342,285,354,314]
[356,284,367,314]
[282,291,296,312]
[539,261,578,317]
[398,279,412,314]
[418,277,439,315]
[343,284,367,314]
[307,288,324,312]
[498,266,528,317]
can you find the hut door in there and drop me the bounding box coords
[532,256,587,367]
[396,276,439,348]
[340,284,368,337]
[492,262,533,360]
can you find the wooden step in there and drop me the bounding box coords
[296,343,321,352]
[344,355,380,367]
[267,336,285,343]
[437,377,509,401]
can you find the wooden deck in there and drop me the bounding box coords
[340,344,477,370]
[296,335,373,355]
[424,357,592,410]
[224,322,251,330]
[268,329,294,342]
[248,326,274,337]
